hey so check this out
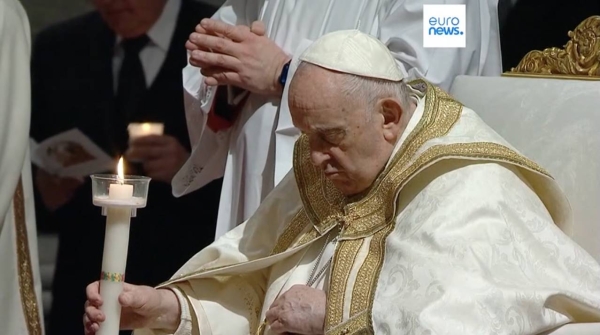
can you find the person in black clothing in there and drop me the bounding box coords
[30,0,223,334]
[501,0,600,71]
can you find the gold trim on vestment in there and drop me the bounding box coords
[328,141,551,334]
[13,177,43,335]
[293,137,347,236]
[289,80,463,333]
[270,209,313,255]
[403,142,551,182]
[294,226,321,247]
[164,79,556,335]
[350,223,394,317]
[294,80,553,334]
[326,311,371,335]
[326,239,363,328]
[293,80,462,242]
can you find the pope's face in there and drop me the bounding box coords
[289,66,398,196]
[92,0,167,38]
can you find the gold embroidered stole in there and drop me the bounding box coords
[157,79,555,335]
[280,79,552,335]
[13,177,43,335]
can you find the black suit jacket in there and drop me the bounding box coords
[31,1,219,333]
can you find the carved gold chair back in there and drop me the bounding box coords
[503,15,600,80]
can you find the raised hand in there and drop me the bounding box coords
[186,19,291,98]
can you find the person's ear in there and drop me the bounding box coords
[377,98,403,142]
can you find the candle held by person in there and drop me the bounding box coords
[90,157,151,335]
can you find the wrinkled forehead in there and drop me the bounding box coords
[289,68,356,132]
[289,65,341,111]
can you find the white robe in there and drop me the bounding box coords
[171,0,503,239]
[141,83,600,335]
[0,0,45,334]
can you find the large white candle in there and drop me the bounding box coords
[98,157,133,335]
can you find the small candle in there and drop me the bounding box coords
[127,122,164,140]
[98,157,133,335]
[108,159,133,199]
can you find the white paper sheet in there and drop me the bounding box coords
[30,129,115,178]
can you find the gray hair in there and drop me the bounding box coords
[339,73,413,117]
[295,62,412,120]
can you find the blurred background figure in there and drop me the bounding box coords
[0,0,45,334]
[28,0,222,334]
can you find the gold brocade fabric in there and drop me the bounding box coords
[13,177,43,335]
[285,79,552,334]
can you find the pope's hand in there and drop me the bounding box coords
[266,285,327,334]
[186,19,291,98]
[125,135,189,184]
[83,281,180,335]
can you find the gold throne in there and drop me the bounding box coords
[504,15,600,80]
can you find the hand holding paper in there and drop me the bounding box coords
[30,128,114,178]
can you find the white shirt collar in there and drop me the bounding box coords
[115,0,181,51]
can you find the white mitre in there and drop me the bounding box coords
[298,29,404,81]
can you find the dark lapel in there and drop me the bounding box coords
[147,0,214,93]
[87,16,119,155]
[141,0,217,150]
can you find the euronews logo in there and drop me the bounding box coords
[428,17,463,36]
[423,4,466,48]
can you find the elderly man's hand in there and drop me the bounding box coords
[186,19,291,98]
[83,281,180,334]
[125,135,189,184]
[266,285,326,334]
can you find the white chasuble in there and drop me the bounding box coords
[0,0,45,333]
[172,0,503,241]
[137,80,600,335]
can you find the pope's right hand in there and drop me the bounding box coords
[84,281,181,335]
[35,168,83,212]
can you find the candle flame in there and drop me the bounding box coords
[142,123,151,132]
[117,156,125,180]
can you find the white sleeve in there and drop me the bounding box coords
[0,0,31,227]
[170,288,193,335]
[273,39,314,184]
[174,0,261,196]
[136,171,303,335]
[182,0,257,130]
[376,0,502,91]
[172,66,230,197]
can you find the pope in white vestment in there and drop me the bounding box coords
[84,30,600,335]
[172,0,504,240]
[0,0,45,334]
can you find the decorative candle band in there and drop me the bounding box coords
[101,271,125,282]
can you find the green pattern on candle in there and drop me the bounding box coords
[101,271,125,282]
